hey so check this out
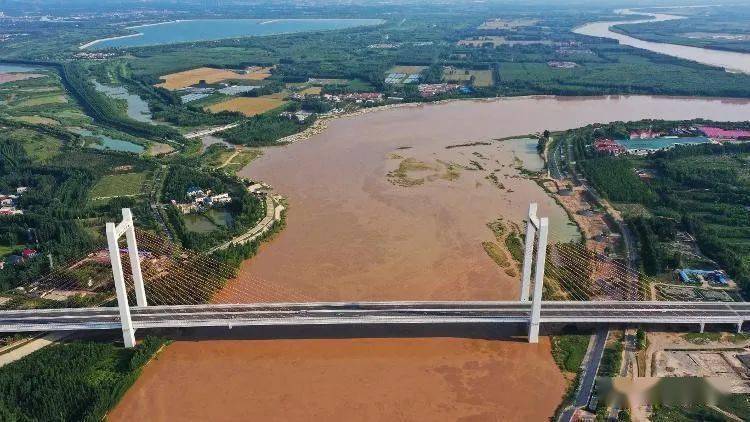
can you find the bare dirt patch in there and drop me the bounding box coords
[156,66,273,90]
[0,73,45,84]
[206,96,286,116]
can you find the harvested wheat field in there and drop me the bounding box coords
[206,96,286,116]
[156,66,273,90]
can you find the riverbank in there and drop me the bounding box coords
[574,8,750,74]
[110,95,750,421]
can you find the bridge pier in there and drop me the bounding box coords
[106,221,136,348]
[528,217,549,344]
[699,322,705,333]
[738,321,743,334]
[105,208,149,348]
[520,203,538,302]
[122,209,147,307]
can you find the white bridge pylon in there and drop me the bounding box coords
[105,206,550,347]
[520,203,549,343]
[106,208,147,348]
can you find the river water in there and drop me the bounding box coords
[112,95,750,421]
[574,9,750,74]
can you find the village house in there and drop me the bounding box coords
[593,139,625,155]
[417,83,461,98]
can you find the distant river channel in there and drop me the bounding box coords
[574,9,750,74]
[82,18,383,50]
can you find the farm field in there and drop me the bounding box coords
[387,65,427,74]
[156,66,272,90]
[442,67,494,87]
[7,115,59,125]
[457,36,552,47]
[478,18,538,30]
[206,96,286,117]
[89,171,149,200]
[299,86,322,95]
[0,71,89,126]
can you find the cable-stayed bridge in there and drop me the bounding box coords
[0,206,745,346]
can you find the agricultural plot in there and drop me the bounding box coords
[0,72,88,126]
[478,18,539,30]
[0,127,62,163]
[206,96,286,117]
[89,171,149,201]
[385,66,426,85]
[442,66,494,87]
[457,36,552,47]
[156,66,273,90]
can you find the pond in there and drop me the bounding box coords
[92,81,153,123]
[75,128,145,153]
[183,208,233,233]
[84,18,384,50]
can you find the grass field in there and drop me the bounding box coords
[156,66,272,90]
[299,86,322,95]
[387,65,427,74]
[15,94,67,108]
[442,66,494,87]
[0,245,18,258]
[7,115,59,125]
[478,18,538,30]
[206,96,286,116]
[89,172,149,200]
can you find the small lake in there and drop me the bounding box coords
[92,81,153,123]
[75,128,145,153]
[574,9,750,74]
[85,18,383,50]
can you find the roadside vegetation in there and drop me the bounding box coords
[0,337,168,421]
[565,119,750,297]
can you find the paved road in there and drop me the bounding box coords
[559,329,608,422]
[0,332,69,368]
[0,301,748,332]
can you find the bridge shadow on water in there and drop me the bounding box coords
[139,323,538,343]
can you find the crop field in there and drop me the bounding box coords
[0,72,88,126]
[442,67,494,87]
[7,116,59,125]
[206,96,286,116]
[478,18,539,30]
[15,94,67,108]
[89,171,149,200]
[156,66,273,90]
[299,86,322,95]
[387,65,427,74]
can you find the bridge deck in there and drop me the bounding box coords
[0,301,747,332]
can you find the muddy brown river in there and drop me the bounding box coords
[112,95,750,421]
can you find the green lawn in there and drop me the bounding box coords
[0,245,18,258]
[89,172,149,200]
[551,335,590,373]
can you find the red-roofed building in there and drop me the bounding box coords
[699,126,750,140]
[22,248,37,259]
[593,139,625,156]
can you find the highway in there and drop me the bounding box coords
[0,301,748,333]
